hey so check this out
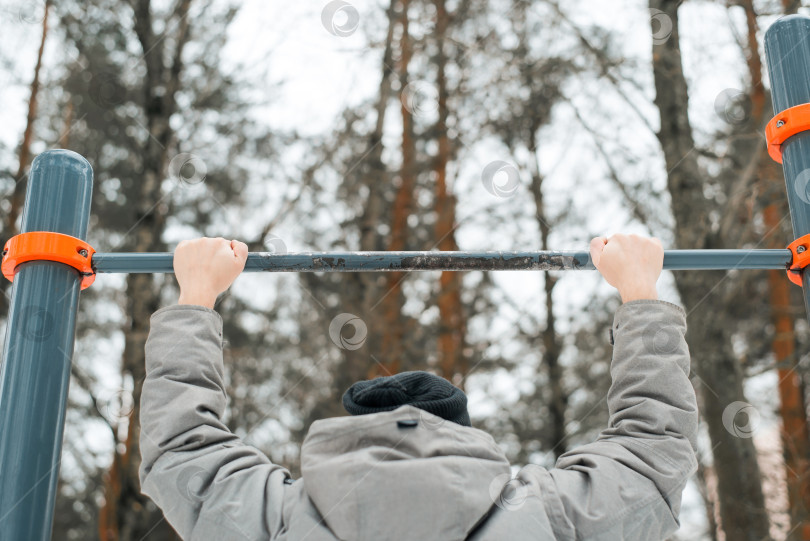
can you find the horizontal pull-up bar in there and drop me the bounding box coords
[90,249,795,273]
[6,232,802,287]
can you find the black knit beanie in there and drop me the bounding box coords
[342,371,471,426]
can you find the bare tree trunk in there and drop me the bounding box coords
[358,0,397,257]
[98,1,193,539]
[526,130,566,458]
[649,1,770,539]
[377,0,415,377]
[433,0,467,383]
[311,0,399,417]
[695,457,720,541]
[783,0,801,15]
[739,1,810,537]
[57,100,74,148]
[766,198,810,541]
[7,0,50,234]
[356,0,397,383]
[1,0,51,315]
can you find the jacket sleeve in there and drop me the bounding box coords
[139,305,291,540]
[529,299,699,541]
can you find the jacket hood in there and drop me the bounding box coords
[301,405,511,541]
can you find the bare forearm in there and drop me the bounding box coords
[178,290,218,309]
[619,284,658,303]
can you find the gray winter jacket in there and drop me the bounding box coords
[140,299,698,541]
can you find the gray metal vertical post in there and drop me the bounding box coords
[0,150,93,540]
[765,15,810,320]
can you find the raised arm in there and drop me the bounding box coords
[139,237,291,539]
[529,234,699,540]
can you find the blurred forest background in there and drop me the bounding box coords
[2,0,810,539]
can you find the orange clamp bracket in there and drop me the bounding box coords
[787,234,810,287]
[766,103,810,164]
[1,232,96,290]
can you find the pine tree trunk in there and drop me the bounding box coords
[433,0,467,383]
[741,1,810,537]
[1,0,51,315]
[783,0,801,15]
[766,200,810,541]
[377,0,415,377]
[7,0,50,234]
[649,1,770,539]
